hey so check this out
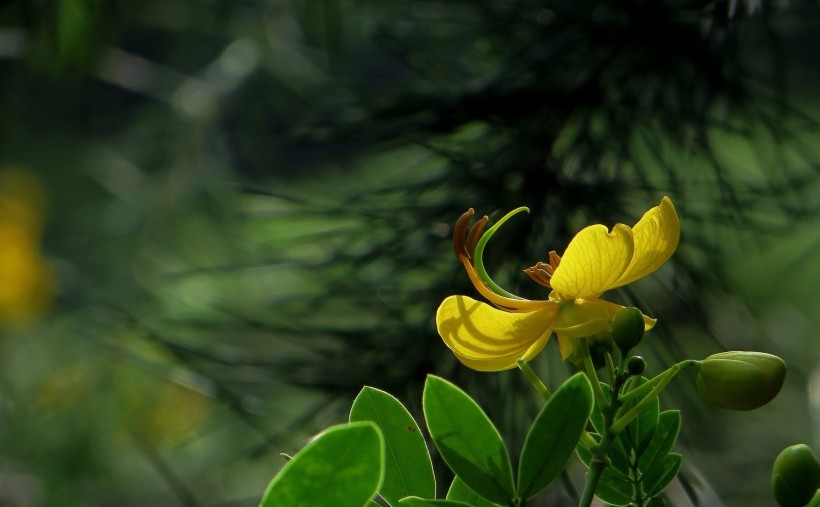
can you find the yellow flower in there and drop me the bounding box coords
[436,197,679,371]
[0,169,53,324]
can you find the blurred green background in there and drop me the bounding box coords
[1,0,819,505]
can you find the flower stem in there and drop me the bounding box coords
[579,339,608,408]
[578,368,627,507]
[578,430,613,507]
[605,351,617,385]
[516,359,552,400]
[617,360,698,403]
[610,360,699,434]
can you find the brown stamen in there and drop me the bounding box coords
[453,208,475,260]
[452,208,489,264]
[524,250,562,288]
[465,215,489,259]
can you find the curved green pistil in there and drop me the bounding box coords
[473,206,530,300]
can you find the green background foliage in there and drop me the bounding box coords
[0,0,818,505]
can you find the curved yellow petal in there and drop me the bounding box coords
[436,295,559,371]
[550,223,634,299]
[611,196,679,288]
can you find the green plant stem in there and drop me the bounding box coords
[578,429,614,507]
[516,358,597,450]
[618,353,629,377]
[605,351,617,385]
[516,359,552,400]
[578,368,626,507]
[617,360,700,403]
[610,360,699,434]
[579,339,608,408]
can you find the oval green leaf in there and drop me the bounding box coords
[595,467,632,506]
[399,497,472,507]
[422,375,516,506]
[642,453,681,497]
[638,410,680,474]
[518,372,593,500]
[259,422,384,507]
[350,387,436,505]
[446,477,502,507]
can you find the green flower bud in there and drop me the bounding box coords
[627,356,646,376]
[695,351,785,411]
[772,444,820,507]
[612,307,645,353]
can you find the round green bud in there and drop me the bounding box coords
[612,307,645,353]
[627,356,646,376]
[772,444,820,507]
[695,351,786,411]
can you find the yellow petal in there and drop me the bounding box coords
[553,299,656,360]
[436,295,559,371]
[611,196,679,288]
[550,223,634,299]
[553,300,617,339]
[556,333,577,362]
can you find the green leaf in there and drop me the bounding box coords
[399,497,472,507]
[646,497,668,507]
[638,410,680,474]
[575,434,595,467]
[595,467,633,506]
[622,376,659,455]
[350,387,436,506]
[642,453,681,497]
[518,372,593,500]
[260,422,384,507]
[423,375,516,506]
[446,477,502,507]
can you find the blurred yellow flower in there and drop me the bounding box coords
[436,197,679,371]
[0,169,53,324]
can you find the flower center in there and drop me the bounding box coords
[524,250,562,289]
